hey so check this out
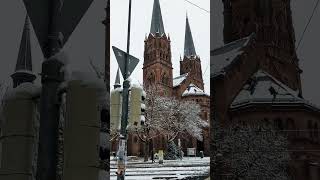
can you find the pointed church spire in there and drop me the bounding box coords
[150,0,165,36]
[184,15,197,57]
[114,68,121,89]
[15,15,32,72]
[11,15,36,88]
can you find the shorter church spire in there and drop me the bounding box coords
[114,68,121,89]
[184,15,197,57]
[150,0,165,36]
[11,15,36,88]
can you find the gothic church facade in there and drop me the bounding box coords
[211,0,320,179]
[121,0,210,156]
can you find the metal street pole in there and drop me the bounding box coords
[36,0,64,179]
[117,0,132,179]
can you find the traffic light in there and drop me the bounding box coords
[110,88,122,130]
[129,85,146,128]
[140,90,146,126]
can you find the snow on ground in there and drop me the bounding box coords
[110,157,209,180]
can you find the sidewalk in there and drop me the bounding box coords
[110,157,210,180]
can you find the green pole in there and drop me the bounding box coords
[117,0,132,179]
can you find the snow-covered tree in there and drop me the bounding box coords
[212,121,290,180]
[136,85,208,161]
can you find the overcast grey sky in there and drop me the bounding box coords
[0,0,106,87]
[110,0,210,94]
[211,1,320,106]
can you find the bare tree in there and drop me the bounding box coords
[212,122,290,180]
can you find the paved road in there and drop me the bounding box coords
[110,157,210,180]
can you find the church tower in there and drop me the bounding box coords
[222,0,302,94]
[11,15,36,88]
[143,0,173,96]
[180,15,204,90]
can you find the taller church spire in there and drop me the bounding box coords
[11,15,36,88]
[143,0,173,96]
[184,15,196,57]
[150,0,165,36]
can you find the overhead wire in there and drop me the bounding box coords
[183,0,210,14]
[296,0,320,51]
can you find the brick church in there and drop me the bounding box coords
[112,0,210,156]
[211,0,320,179]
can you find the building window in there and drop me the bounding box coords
[314,123,318,140]
[256,0,272,18]
[274,118,283,130]
[162,73,169,85]
[134,136,138,143]
[147,73,155,85]
[308,120,313,139]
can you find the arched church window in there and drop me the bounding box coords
[315,123,319,140]
[243,17,250,25]
[161,73,169,85]
[286,118,295,137]
[147,73,155,85]
[256,0,272,18]
[308,120,313,139]
[274,118,283,131]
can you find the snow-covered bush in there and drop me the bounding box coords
[212,121,290,180]
[164,140,178,160]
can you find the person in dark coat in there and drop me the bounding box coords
[151,148,155,163]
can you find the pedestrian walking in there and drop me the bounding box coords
[151,148,155,163]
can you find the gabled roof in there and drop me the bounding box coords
[182,83,209,97]
[173,73,188,87]
[231,70,303,108]
[184,15,196,57]
[150,0,165,36]
[211,34,254,78]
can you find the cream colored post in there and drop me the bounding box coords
[63,80,101,180]
[0,84,39,180]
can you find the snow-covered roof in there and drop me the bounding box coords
[173,73,188,87]
[211,34,254,78]
[182,84,209,97]
[48,50,69,65]
[3,82,41,100]
[69,71,106,91]
[14,69,35,75]
[231,70,303,108]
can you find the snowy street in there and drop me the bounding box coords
[110,157,210,180]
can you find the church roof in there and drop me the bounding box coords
[15,15,33,73]
[184,15,197,57]
[150,0,165,36]
[211,34,254,78]
[173,73,188,87]
[182,83,209,97]
[231,70,303,108]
